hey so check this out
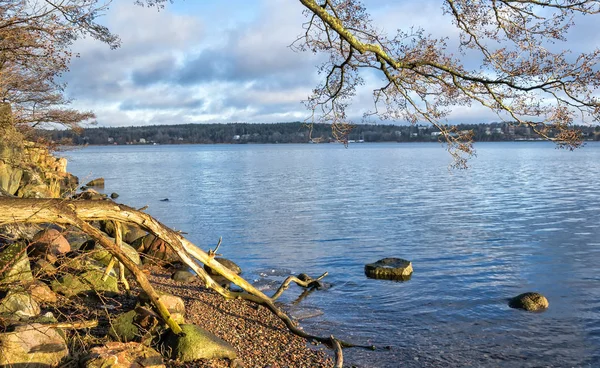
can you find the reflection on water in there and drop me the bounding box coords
[63,142,600,367]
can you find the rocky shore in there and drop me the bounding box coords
[0,134,334,367]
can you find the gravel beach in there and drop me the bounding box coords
[146,267,334,368]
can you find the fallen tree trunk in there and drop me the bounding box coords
[0,198,375,364]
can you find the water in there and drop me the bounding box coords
[61,142,600,367]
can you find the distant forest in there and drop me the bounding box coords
[40,122,600,145]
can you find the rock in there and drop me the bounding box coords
[101,221,147,245]
[73,189,107,200]
[88,240,142,271]
[59,172,79,195]
[85,177,105,187]
[509,292,549,311]
[32,258,58,277]
[286,305,324,321]
[55,251,109,275]
[84,342,165,368]
[364,257,413,280]
[204,257,242,276]
[63,228,90,250]
[123,225,147,245]
[171,270,195,283]
[0,241,33,284]
[0,290,41,317]
[161,324,237,361]
[50,269,119,297]
[30,228,71,261]
[0,323,68,367]
[133,234,178,265]
[109,307,174,344]
[110,192,119,199]
[27,280,58,304]
[0,160,23,195]
[109,310,141,342]
[139,291,186,317]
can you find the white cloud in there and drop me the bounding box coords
[60,0,600,128]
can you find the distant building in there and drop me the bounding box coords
[139,138,146,144]
[233,135,240,140]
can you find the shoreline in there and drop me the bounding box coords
[145,265,334,367]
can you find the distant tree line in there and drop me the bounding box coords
[39,122,600,146]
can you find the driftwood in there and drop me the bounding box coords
[0,198,375,365]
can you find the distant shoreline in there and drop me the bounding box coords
[41,121,600,146]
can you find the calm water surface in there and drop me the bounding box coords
[61,142,600,367]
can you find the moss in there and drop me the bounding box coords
[50,270,118,297]
[109,310,139,342]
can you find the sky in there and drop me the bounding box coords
[62,0,598,128]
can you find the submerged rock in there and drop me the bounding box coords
[85,177,105,187]
[73,189,107,200]
[161,324,237,361]
[0,323,68,367]
[365,258,413,281]
[509,292,549,312]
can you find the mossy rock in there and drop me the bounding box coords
[171,270,195,283]
[0,242,33,285]
[0,323,68,367]
[509,292,549,312]
[365,258,413,281]
[109,310,140,342]
[83,240,141,276]
[109,308,169,344]
[51,270,118,297]
[161,324,237,361]
[0,290,40,318]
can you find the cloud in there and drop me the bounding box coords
[60,0,600,128]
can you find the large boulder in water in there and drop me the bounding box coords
[160,324,237,361]
[365,257,413,280]
[0,323,68,367]
[509,292,549,312]
[85,177,105,187]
